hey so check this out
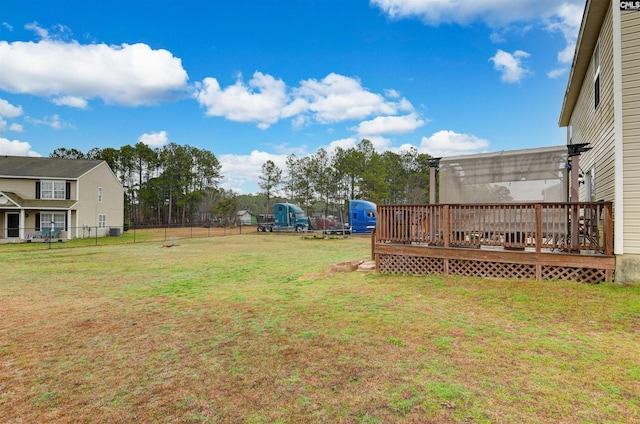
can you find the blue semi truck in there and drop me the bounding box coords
[349,199,377,233]
[257,203,310,232]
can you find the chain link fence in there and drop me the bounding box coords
[0,224,252,250]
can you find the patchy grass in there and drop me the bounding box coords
[0,234,639,423]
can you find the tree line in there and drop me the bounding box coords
[50,144,233,226]
[51,139,434,226]
[258,139,435,219]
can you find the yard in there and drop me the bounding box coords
[0,234,638,423]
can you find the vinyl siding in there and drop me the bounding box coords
[76,162,124,235]
[0,177,78,200]
[569,6,616,205]
[621,9,640,254]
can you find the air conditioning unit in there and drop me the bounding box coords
[109,227,122,237]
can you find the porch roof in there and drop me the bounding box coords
[0,191,77,209]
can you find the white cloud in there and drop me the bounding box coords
[25,114,71,130]
[0,137,41,157]
[547,68,568,79]
[138,130,169,147]
[294,73,411,124]
[219,150,288,194]
[418,130,490,157]
[52,95,88,109]
[2,22,13,32]
[9,123,23,132]
[196,71,415,130]
[25,22,49,39]
[0,39,189,106]
[196,72,289,129]
[490,49,530,83]
[0,98,23,117]
[327,137,358,151]
[370,0,583,27]
[353,113,425,136]
[371,0,584,78]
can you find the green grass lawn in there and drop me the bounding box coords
[0,234,638,423]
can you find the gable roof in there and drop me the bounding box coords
[559,0,609,126]
[0,156,105,179]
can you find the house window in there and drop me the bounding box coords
[98,214,106,229]
[594,42,601,109]
[98,187,103,203]
[41,181,66,199]
[41,213,65,230]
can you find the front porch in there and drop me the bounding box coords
[373,202,615,283]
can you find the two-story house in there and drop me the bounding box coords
[559,1,640,282]
[0,156,124,241]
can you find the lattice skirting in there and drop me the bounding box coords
[448,259,536,279]
[540,265,608,284]
[378,254,611,284]
[378,254,445,275]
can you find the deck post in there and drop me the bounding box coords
[535,204,542,253]
[428,158,441,205]
[443,205,450,248]
[604,202,613,255]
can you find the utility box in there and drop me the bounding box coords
[109,227,122,237]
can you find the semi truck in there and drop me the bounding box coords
[257,203,309,232]
[349,199,377,234]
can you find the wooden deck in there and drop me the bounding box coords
[373,202,615,283]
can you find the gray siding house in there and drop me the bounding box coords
[559,1,640,281]
[0,156,124,241]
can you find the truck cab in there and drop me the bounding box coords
[349,200,377,234]
[258,203,309,232]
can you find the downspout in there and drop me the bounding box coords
[612,1,624,255]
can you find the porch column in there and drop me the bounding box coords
[67,209,72,240]
[428,158,441,205]
[20,209,26,239]
[567,143,592,250]
[428,158,441,243]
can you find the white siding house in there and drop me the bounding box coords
[559,1,640,282]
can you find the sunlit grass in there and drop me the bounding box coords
[1,234,639,423]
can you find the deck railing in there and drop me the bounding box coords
[376,202,613,254]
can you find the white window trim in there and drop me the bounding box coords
[594,41,601,110]
[41,212,65,230]
[98,214,107,229]
[41,180,66,200]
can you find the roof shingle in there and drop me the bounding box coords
[0,156,104,179]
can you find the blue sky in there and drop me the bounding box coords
[0,0,585,193]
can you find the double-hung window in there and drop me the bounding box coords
[41,213,66,230]
[41,181,66,199]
